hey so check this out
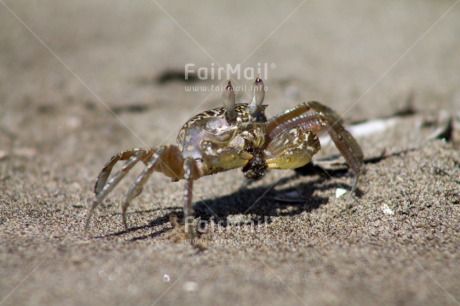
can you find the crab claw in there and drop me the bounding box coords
[249,77,267,122]
[223,81,237,122]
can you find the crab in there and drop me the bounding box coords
[85,77,363,236]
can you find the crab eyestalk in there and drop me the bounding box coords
[223,81,237,123]
[249,77,267,122]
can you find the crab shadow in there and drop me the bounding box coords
[101,165,361,241]
[195,163,364,224]
[194,176,330,222]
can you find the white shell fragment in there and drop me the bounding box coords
[162,274,171,283]
[381,204,394,215]
[335,188,347,198]
[320,118,397,145]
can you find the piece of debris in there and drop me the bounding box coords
[169,214,179,229]
[336,188,347,198]
[162,274,171,283]
[320,118,398,146]
[427,110,453,142]
[381,203,394,215]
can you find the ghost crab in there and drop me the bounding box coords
[85,78,363,236]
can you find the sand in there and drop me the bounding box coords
[0,1,459,305]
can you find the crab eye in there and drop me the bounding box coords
[223,80,237,122]
[253,77,265,106]
[248,77,267,122]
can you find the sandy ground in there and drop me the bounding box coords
[0,1,459,305]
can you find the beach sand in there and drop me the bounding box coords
[1,1,459,305]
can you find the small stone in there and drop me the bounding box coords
[335,188,347,198]
[381,204,394,215]
[162,274,171,283]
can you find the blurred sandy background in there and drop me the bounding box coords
[0,1,459,305]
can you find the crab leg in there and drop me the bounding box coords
[266,101,345,140]
[267,98,363,192]
[319,112,363,193]
[266,103,311,135]
[269,113,362,173]
[315,113,363,176]
[183,156,201,238]
[85,150,146,230]
[94,148,152,194]
[121,147,167,229]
